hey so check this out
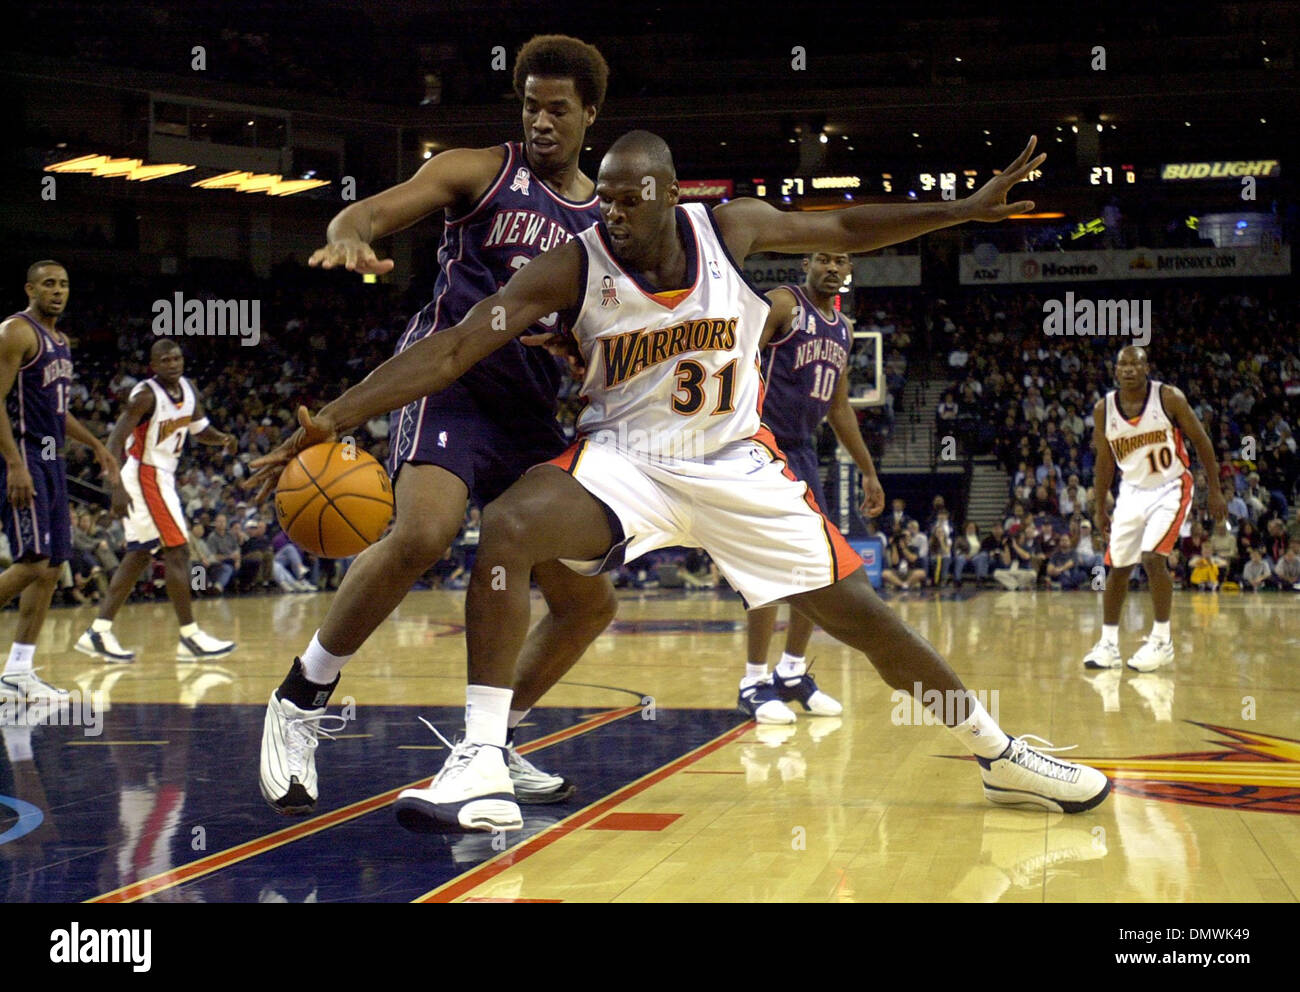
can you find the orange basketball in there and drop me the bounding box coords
[275,443,394,557]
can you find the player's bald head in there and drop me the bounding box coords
[602,130,676,182]
[1117,344,1148,365]
[151,339,182,361]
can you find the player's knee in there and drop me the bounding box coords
[1142,552,1168,572]
[480,499,537,556]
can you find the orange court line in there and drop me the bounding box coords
[414,720,755,903]
[86,704,641,903]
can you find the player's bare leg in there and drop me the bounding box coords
[0,560,45,609]
[503,560,616,803]
[162,545,195,626]
[739,606,797,723]
[94,549,152,621]
[393,466,611,832]
[788,570,1109,813]
[1082,562,1133,670]
[510,561,616,712]
[1,562,67,703]
[1127,552,1174,672]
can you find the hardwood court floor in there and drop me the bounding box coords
[2,585,1297,902]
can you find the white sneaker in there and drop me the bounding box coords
[979,735,1111,814]
[0,670,71,704]
[294,579,317,593]
[395,731,521,833]
[259,691,346,814]
[177,629,236,660]
[1126,635,1174,672]
[1082,639,1122,669]
[74,627,135,663]
[507,745,575,804]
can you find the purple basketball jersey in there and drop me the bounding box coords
[760,285,852,445]
[5,312,71,451]
[393,141,600,417]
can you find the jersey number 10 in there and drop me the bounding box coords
[1145,447,1174,473]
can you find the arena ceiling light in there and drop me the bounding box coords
[191,171,330,196]
[45,154,195,181]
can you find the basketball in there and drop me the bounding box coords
[275,443,394,557]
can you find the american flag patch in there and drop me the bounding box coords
[600,275,620,308]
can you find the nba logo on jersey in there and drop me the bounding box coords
[600,275,620,308]
[509,168,531,195]
[708,258,721,279]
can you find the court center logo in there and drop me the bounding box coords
[1062,723,1300,814]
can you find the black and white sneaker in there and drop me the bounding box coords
[395,721,521,833]
[177,629,236,660]
[259,690,346,814]
[979,735,1111,814]
[74,627,135,663]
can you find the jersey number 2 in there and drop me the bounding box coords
[672,359,737,416]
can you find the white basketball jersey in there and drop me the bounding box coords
[570,203,770,460]
[126,376,197,474]
[1104,380,1189,489]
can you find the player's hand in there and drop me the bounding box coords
[109,482,132,520]
[244,406,339,503]
[221,433,238,455]
[1094,507,1110,543]
[1208,490,1228,523]
[521,330,587,380]
[307,239,395,275]
[859,475,886,518]
[6,462,34,510]
[959,136,1045,222]
[93,445,121,488]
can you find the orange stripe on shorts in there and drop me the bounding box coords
[140,465,186,547]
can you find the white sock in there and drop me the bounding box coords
[4,643,35,676]
[1151,620,1171,641]
[742,663,768,686]
[465,685,513,746]
[179,622,200,639]
[776,653,806,678]
[91,618,113,633]
[1101,624,1119,648]
[301,631,352,685]
[949,697,1011,759]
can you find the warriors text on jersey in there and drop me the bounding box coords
[126,377,198,474]
[5,312,71,452]
[761,284,852,445]
[1104,381,1190,488]
[569,203,770,460]
[393,141,600,418]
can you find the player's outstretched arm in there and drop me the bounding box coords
[714,137,1044,259]
[309,147,504,273]
[1162,384,1227,521]
[0,318,37,508]
[246,241,583,501]
[189,402,238,453]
